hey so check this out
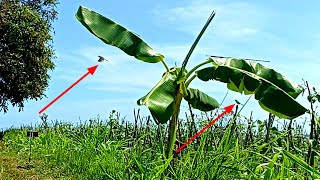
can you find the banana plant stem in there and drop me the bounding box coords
[185,74,196,88]
[166,88,183,159]
[161,60,170,72]
[184,59,213,85]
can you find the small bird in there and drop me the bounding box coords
[235,100,242,105]
[98,56,108,62]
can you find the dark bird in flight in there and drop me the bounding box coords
[98,56,108,62]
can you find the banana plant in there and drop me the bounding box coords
[75,6,308,159]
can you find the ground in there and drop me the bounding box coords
[0,141,68,180]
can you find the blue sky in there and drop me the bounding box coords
[1,0,320,129]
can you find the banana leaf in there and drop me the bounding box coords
[76,6,164,63]
[137,68,179,124]
[196,58,307,119]
[184,88,219,111]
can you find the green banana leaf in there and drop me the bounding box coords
[184,88,219,111]
[76,6,164,63]
[196,58,307,119]
[137,68,179,124]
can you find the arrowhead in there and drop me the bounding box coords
[224,104,235,113]
[87,65,98,75]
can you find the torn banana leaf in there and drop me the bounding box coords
[196,58,307,119]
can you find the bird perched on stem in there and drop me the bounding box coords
[235,100,242,105]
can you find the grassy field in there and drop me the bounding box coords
[0,109,319,179]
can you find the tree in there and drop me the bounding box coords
[0,0,59,113]
[75,6,307,160]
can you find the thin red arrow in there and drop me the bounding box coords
[175,104,235,154]
[39,65,98,114]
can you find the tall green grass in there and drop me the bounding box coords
[1,109,319,179]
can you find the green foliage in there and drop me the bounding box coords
[76,6,164,64]
[196,58,307,119]
[283,150,320,178]
[1,112,319,179]
[137,68,180,124]
[14,0,59,23]
[184,88,219,111]
[0,0,58,113]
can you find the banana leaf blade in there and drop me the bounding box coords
[137,69,179,124]
[196,58,307,119]
[184,88,219,111]
[76,6,164,63]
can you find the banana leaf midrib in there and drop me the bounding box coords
[76,6,164,63]
[196,62,308,119]
[208,63,303,100]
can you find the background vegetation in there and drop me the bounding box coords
[0,0,58,113]
[1,103,319,179]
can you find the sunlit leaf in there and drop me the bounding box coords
[137,68,181,124]
[196,58,307,119]
[76,6,164,63]
[184,88,219,111]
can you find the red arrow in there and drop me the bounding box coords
[175,104,235,154]
[39,65,98,114]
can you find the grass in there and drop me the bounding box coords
[0,109,319,179]
[0,140,68,179]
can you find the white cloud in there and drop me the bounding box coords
[53,44,217,96]
[151,0,268,40]
[154,44,211,65]
[151,0,320,87]
[51,46,168,93]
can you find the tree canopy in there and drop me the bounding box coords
[0,0,59,113]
